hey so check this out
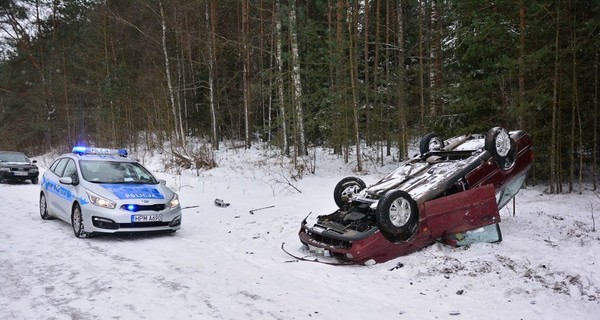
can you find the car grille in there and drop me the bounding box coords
[119,221,170,228]
[305,230,352,250]
[120,204,166,212]
[136,204,165,211]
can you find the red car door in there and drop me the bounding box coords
[421,184,501,242]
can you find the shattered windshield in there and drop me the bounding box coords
[80,160,158,184]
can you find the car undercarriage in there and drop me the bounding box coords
[292,127,534,264]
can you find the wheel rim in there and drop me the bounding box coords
[429,138,443,151]
[39,195,47,218]
[389,198,411,227]
[72,207,82,236]
[341,184,360,198]
[495,130,511,157]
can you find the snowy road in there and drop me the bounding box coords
[1,150,599,319]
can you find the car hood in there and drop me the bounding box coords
[1,161,33,166]
[85,183,174,201]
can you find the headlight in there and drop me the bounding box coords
[0,167,10,172]
[30,168,38,173]
[167,194,180,209]
[87,191,116,209]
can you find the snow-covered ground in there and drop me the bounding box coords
[1,145,599,319]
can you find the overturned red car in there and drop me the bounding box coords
[295,127,533,264]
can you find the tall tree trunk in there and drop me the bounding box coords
[429,0,442,117]
[594,51,599,191]
[159,1,183,145]
[267,4,274,148]
[335,0,349,163]
[363,0,370,145]
[327,0,341,156]
[418,0,426,129]
[518,0,526,129]
[568,0,581,194]
[348,0,362,172]
[275,0,288,154]
[205,0,219,150]
[373,0,382,157]
[571,5,583,194]
[397,0,408,160]
[550,1,560,194]
[383,0,391,164]
[242,0,251,149]
[259,0,266,143]
[289,0,306,156]
[102,6,115,144]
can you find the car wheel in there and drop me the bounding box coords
[485,127,516,169]
[333,176,367,209]
[31,177,38,184]
[71,203,87,238]
[39,193,52,220]
[419,133,444,155]
[376,190,418,241]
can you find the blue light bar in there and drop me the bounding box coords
[72,146,87,155]
[72,146,129,157]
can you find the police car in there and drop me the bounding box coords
[39,146,182,237]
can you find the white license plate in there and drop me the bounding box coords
[307,244,331,257]
[13,171,28,176]
[131,214,163,222]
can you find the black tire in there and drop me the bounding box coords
[419,133,444,155]
[485,127,516,169]
[376,190,419,241]
[39,192,52,220]
[71,203,87,238]
[31,177,38,184]
[333,177,367,209]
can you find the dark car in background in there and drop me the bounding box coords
[0,151,39,184]
[294,127,534,264]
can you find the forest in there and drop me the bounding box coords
[1,0,599,193]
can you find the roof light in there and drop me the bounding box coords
[72,146,129,157]
[72,146,87,155]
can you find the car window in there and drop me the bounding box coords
[0,153,29,162]
[49,159,60,172]
[52,158,69,177]
[80,160,158,184]
[497,174,527,209]
[62,159,77,178]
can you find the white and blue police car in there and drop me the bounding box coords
[40,146,182,237]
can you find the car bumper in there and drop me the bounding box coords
[80,203,182,234]
[299,220,435,263]
[299,225,429,263]
[0,171,39,180]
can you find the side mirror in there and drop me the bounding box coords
[59,177,74,185]
[158,179,167,185]
[32,160,37,164]
[71,173,80,186]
